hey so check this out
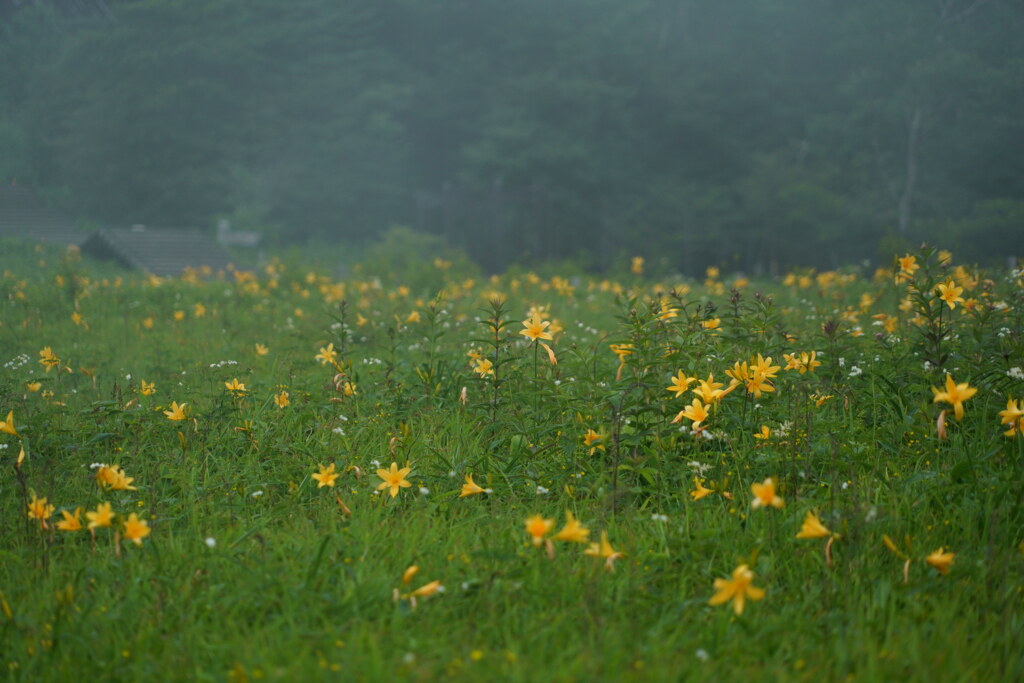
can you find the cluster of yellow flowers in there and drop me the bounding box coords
[26,495,149,546]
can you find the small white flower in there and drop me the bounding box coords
[370,459,381,468]
[418,486,430,496]
[696,649,709,662]
[688,460,712,475]
[89,462,108,470]
[251,490,264,498]
[651,513,669,523]
[332,427,345,435]
[848,366,863,377]
[535,485,549,495]
[205,537,216,548]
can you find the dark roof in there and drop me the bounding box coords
[0,186,85,246]
[80,227,233,277]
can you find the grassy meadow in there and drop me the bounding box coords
[2,241,1024,681]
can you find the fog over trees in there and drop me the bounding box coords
[2,0,1022,272]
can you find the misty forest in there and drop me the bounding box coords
[2,0,1023,271]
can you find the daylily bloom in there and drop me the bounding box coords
[672,398,710,430]
[56,507,83,531]
[584,531,624,571]
[783,351,821,374]
[998,398,1024,437]
[473,358,494,377]
[524,514,554,546]
[410,580,444,598]
[123,513,151,546]
[692,374,726,404]
[164,401,188,421]
[727,361,776,398]
[583,429,605,454]
[315,343,338,366]
[631,256,644,275]
[752,354,781,381]
[313,463,340,488]
[0,410,17,436]
[795,511,831,539]
[751,478,784,509]
[110,466,136,491]
[666,370,696,397]
[255,343,269,356]
[519,314,553,342]
[709,564,765,615]
[140,380,156,396]
[376,462,412,498]
[224,378,246,395]
[39,346,60,371]
[553,510,590,543]
[931,374,977,421]
[95,464,117,488]
[609,344,633,362]
[925,547,955,575]
[96,465,136,491]
[402,565,419,585]
[935,280,964,310]
[86,502,114,530]
[459,474,491,497]
[896,254,919,281]
[690,477,713,501]
[27,494,54,528]
[754,426,771,440]
[274,391,290,408]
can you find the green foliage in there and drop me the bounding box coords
[1,244,1023,679]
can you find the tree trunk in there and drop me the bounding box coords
[897,107,923,233]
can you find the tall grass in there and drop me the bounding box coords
[1,240,1023,680]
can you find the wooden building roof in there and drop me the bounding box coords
[80,226,233,277]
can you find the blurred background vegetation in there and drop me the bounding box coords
[1,0,1022,273]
